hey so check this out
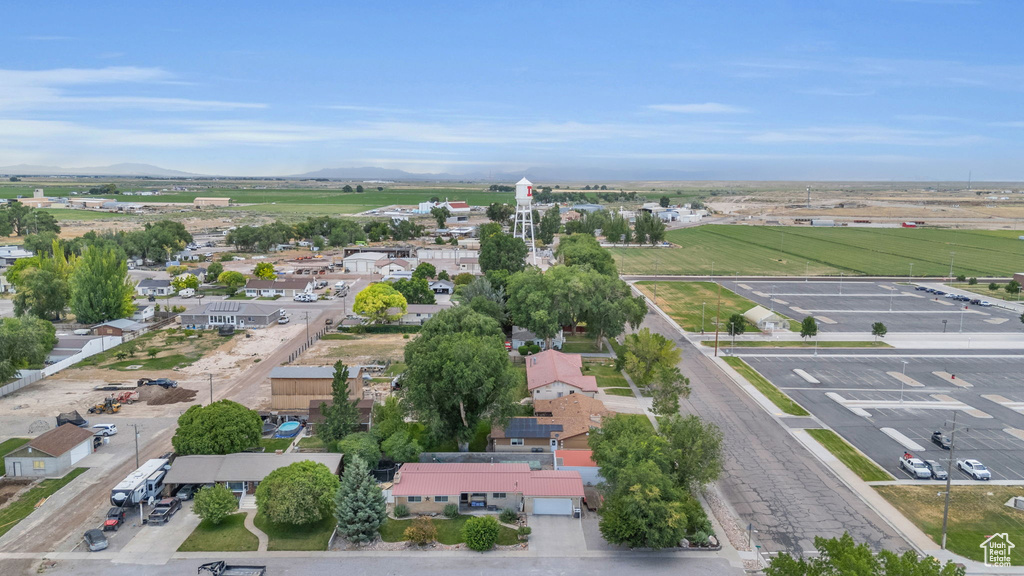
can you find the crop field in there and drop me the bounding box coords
[612,225,1024,277]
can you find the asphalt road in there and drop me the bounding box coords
[639,310,908,554]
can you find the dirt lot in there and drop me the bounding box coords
[292,333,410,367]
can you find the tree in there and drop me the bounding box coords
[0,316,58,382]
[659,195,670,208]
[437,270,450,281]
[453,272,475,286]
[412,262,436,280]
[1,202,60,236]
[193,484,238,525]
[623,328,682,389]
[590,414,673,488]
[800,316,818,340]
[479,231,527,288]
[172,400,262,455]
[538,205,561,244]
[206,261,223,279]
[337,432,382,468]
[171,274,199,292]
[11,240,74,320]
[633,212,666,245]
[598,460,688,549]
[166,264,188,276]
[660,414,723,490]
[333,456,387,544]
[353,283,407,323]
[356,185,364,193]
[404,517,437,545]
[1006,279,1021,295]
[256,460,341,525]
[871,321,887,340]
[463,515,501,551]
[727,313,746,336]
[253,262,276,280]
[649,365,690,416]
[342,184,354,193]
[505,268,561,347]
[217,271,247,294]
[318,361,362,443]
[555,233,616,276]
[485,202,514,223]
[70,245,136,324]
[968,277,978,285]
[765,533,964,576]
[393,278,436,305]
[430,206,451,229]
[403,307,518,449]
[381,430,422,463]
[989,282,1000,291]
[370,396,408,441]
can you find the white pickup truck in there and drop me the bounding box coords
[899,453,932,479]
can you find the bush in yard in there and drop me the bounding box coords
[517,345,531,356]
[989,282,1000,291]
[499,508,518,524]
[443,503,459,519]
[692,530,709,546]
[528,344,541,354]
[172,400,262,455]
[192,484,238,525]
[334,456,387,544]
[394,504,409,518]
[517,526,532,540]
[336,432,382,468]
[255,460,340,525]
[463,515,501,551]
[404,517,437,545]
[956,274,966,282]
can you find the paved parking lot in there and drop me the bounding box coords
[743,353,1024,481]
[723,280,1022,333]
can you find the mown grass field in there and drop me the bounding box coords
[722,357,809,416]
[805,429,893,482]
[253,512,335,551]
[876,485,1024,565]
[612,225,1024,277]
[635,281,790,332]
[177,513,259,552]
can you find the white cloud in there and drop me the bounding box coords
[648,103,750,114]
[748,125,984,146]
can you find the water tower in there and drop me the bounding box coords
[513,177,536,264]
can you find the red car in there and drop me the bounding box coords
[103,507,126,531]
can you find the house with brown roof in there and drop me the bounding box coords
[4,424,95,478]
[391,462,584,516]
[526,349,598,401]
[490,395,612,452]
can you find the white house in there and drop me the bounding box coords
[397,303,452,325]
[512,326,564,350]
[131,303,156,322]
[428,279,455,295]
[136,279,173,297]
[243,278,314,298]
[343,252,387,274]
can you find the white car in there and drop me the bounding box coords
[277,316,290,324]
[899,454,932,479]
[93,424,118,436]
[979,301,993,307]
[957,459,991,480]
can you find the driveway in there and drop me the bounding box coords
[528,515,586,557]
[113,505,200,565]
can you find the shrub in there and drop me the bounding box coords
[956,274,966,282]
[969,277,978,285]
[463,515,500,552]
[443,503,459,518]
[528,344,541,354]
[692,530,710,546]
[192,484,238,525]
[517,345,530,356]
[394,504,409,518]
[498,508,518,524]
[989,282,1000,291]
[403,334,410,339]
[404,517,437,545]
[517,526,532,540]
[147,347,159,358]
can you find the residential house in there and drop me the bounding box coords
[4,424,94,478]
[490,394,611,453]
[179,301,281,329]
[0,245,34,293]
[554,449,603,486]
[391,463,584,516]
[511,326,564,350]
[342,252,387,274]
[560,210,582,223]
[136,279,173,297]
[131,303,155,322]
[428,279,455,295]
[94,319,146,338]
[397,303,452,325]
[243,278,314,298]
[743,305,785,331]
[526,349,598,400]
[162,453,342,498]
[269,365,367,410]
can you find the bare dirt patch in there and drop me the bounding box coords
[137,386,198,406]
[294,333,410,367]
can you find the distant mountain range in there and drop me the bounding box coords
[0,162,713,182]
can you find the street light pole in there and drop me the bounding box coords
[889,289,894,312]
[701,302,705,334]
[959,305,965,332]
[941,411,961,550]
[942,319,948,333]
[805,261,809,282]
[770,285,775,312]
[132,424,140,469]
[949,252,956,281]
[909,262,914,284]
[839,272,843,295]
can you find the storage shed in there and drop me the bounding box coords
[269,365,365,410]
[4,424,95,478]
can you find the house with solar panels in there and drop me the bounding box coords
[489,395,611,452]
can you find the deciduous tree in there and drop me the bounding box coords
[727,313,746,336]
[353,283,407,323]
[256,460,340,525]
[334,456,387,544]
[172,400,262,455]
[623,328,681,389]
[381,430,422,463]
[412,262,436,280]
[205,261,223,279]
[555,233,616,276]
[0,316,57,382]
[871,321,887,340]
[430,206,451,229]
[765,533,964,576]
[171,274,199,292]
[538,205,561,244]
[193,484,239,525]
[661,414,723,490]
[253,262,276,280]
[217,271,247,294]
[800,316,818,340]
[70,245,135,324]
[392,278,435,305]
[598,461,688,549]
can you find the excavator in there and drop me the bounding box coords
[87,396,122,414]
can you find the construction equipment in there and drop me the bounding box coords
[88,397,122,415]
[114,390,138,405]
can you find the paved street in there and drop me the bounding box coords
[638,310,909,555]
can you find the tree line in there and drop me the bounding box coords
[0,202,61,237]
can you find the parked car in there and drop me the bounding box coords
[138,378,178,388]
[957,458,992,480]
[899,453,932,479]
[93,424,118,437]
[147,497,182,525]
[923,460,948,481]
[73,328,91,336]
[175,484,198,501]
[277,316,290,324]
[915,286,928,291]
[969,298,982,305]
[103,507,126,531]
[944,293,956,299]
[979,301,993,307]
[930,431,951,449]
[83,529,108,551]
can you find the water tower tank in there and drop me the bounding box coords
[515,177,533,206]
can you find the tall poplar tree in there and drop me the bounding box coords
[70,245,136,324]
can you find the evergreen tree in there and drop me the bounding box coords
[318,361,361,443]
[334,456,387,544]
[70,245,135,324]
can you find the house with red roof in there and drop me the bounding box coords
[526,349,598,401]
[554,449,603,486]
[390,462,584,516]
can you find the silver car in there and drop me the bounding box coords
[923,460,948,480]
[83,529,108,551]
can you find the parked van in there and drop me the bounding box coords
[179,288,195,298]
[334,281,347,290]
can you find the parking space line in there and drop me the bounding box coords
[887,371,925,388]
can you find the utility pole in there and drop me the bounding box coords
[941,411,962,550]
[909,262,914,284]
[701,301,705,334]
[949,252,956,281]
[208,374,213,404]
[132,424,140,469]
[806,186,811,209]
[302,311,310,344]
[714,282,722,357]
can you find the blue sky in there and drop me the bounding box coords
[2,0,1023,180]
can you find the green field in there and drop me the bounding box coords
[805,429,893,482]
[722,357,809,416]
[876,485,1024,565]
[612,225,1024,277]
[636,281,797,332]
[177,513,259,552]
[253,512,335,551]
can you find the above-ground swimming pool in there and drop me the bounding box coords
[273,421,302,438]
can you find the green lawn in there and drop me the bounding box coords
[0,468,89,538]
[707,340,890,349]
[321,333,360,341]
[611,225,1024,277]
[614,413,655,431]
[259,438,295,453]
[0,438,30,476]
[602,388,635,397]
[805,429,893,482]
[384,362,407,376]
[560,335,601,353]
[297,436,327,451]
[722,357,809,416]
[253,512,335,551]
[107,353,196,371]
[876,485,1024,565]
[469,421,491,453]
[583,363,629,388]
[379,515,519,546]
[177,513,259,552]
[947,282,1023,302]
[636,281,769,333]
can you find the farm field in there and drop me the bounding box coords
[612,225,1024,277]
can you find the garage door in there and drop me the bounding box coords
[533,498,573,515]
[69,440,91,465]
